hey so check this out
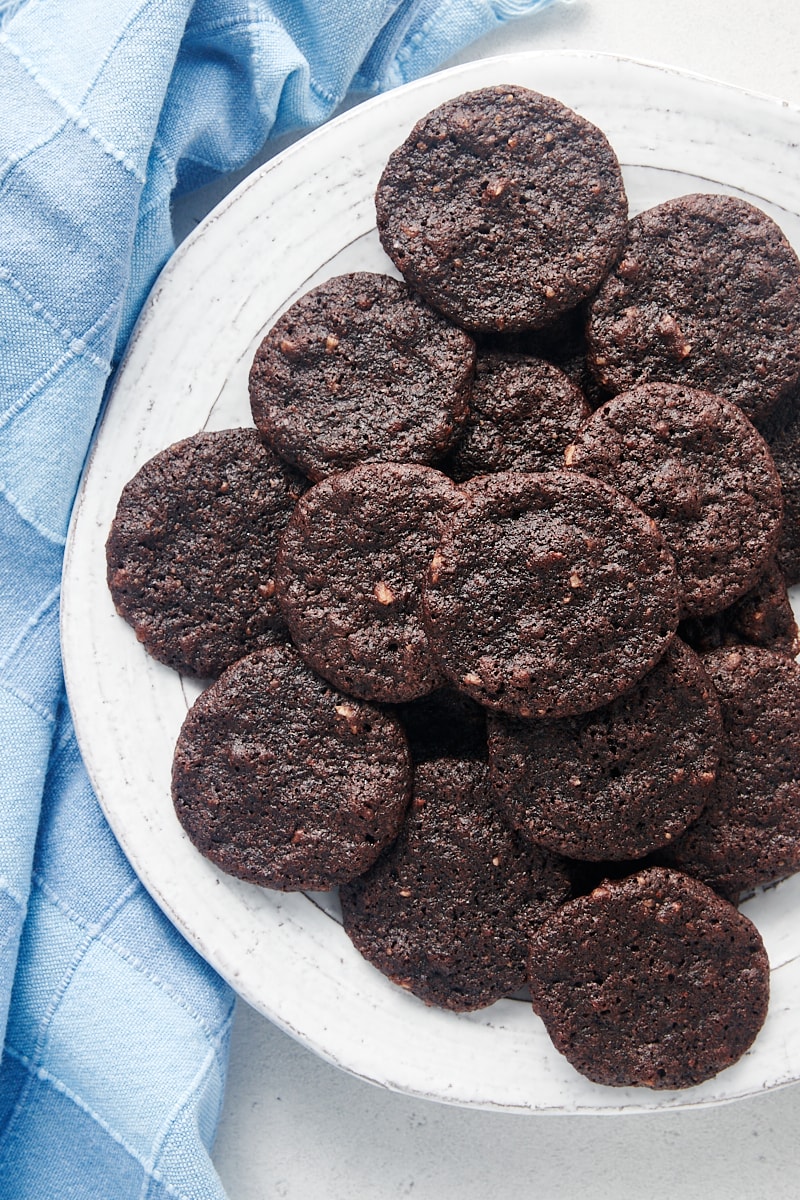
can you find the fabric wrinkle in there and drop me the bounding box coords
[0,1,558,1195]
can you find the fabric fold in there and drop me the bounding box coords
[0,1,559,1195]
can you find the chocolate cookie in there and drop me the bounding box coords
[724,558,800,657]
[421,470,680,718]
[566,383,784,617]
[171,645,411,891]
[376,86,628,332]
[487,640,722,861]
[340,758,571,1011]
[679,558,799,658]
[766,408,800,585]
[445,351,590,481]
[664,646,800,900]
[106,428,306,678]
[248,272,475,481]
[527,867,770,1089]
[477,305,611,411]
[276,463,464,702]
[524,304,612,410]
[586,193,800,427]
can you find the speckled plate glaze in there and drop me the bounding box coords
[63,52,800,1114]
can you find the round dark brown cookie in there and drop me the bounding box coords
[477,305,612,410]
[766,409,800,585]
[678,561,799,659]
[724,558,800,657]
[586,193,800,427]
[376,86,628,332]
[393,687,487,764]
[171,644,411,891]
[340,758,571,1011]
[445,351,590,481]
[106,428,306,678]
[566,383,784,617]
[275,462,464,702]
[487,639,722,861]
[421,469,680,718]
[527,867,770,1089]
[525,304,613,410]
[663,646,800,900]
[248,272,475,481]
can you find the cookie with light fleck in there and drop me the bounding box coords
[106,428,305,678]
[724,558,800,656]
[663,646,800,901]
[248,272,475,481]
[421,469,680,718]
[275,462,464,702]
[171,645,411,891]
[527,867,769,1089]
[376,86,628,332]
[586,193,800,428]
[340,758,571,1011]
[487,639,722,861]
[567,382,784,618]
[445,351,590,481]
[475,304,613,410]
[679,557,800,659]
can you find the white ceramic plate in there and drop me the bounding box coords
[62,51,800,1114]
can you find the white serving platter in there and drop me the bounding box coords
[62,50,800,1114]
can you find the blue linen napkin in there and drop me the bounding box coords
[0,1,557,1196]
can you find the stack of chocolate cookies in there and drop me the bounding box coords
[106,84,800,1091]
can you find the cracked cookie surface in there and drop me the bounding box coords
[249,271,474,481]
[488,639,722,861]
[106,428,305,678]
[567,382,784,617]
[276,462,464,702]
[340,757,570,1011]
[586,193,800,427]
[172,644,412,891]
[376,85,627,332]
[421,469,680,718]
[527,867,769,1089]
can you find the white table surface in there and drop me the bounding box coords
[170,2,800,1196]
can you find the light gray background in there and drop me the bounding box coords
[171,2,800,1195]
